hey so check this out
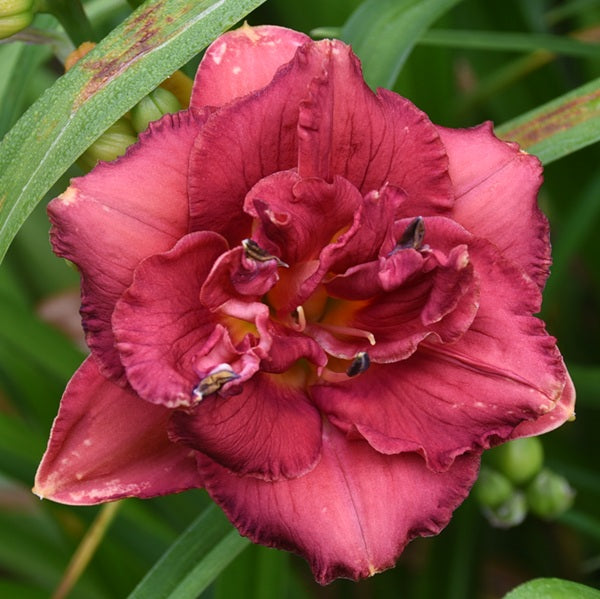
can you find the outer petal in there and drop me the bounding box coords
[197,424,479,584]
[297,40,453,212]
[313,239,570,471]
[191,25,310,109]
[113,231,228,408]
[511,369,576,438]
[33,357,201,505]
[169,373,322,481]
[49,110,209,381]
[438,122,550,290]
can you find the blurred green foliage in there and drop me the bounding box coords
[1,0,599,597]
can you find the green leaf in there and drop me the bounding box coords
[495,76,600,164]
[128,502,249,599]
[504,577,600,599]
[341,0,464,90]
[0,0,267,264]
[419,29,600,58]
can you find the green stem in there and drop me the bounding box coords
[39,0,96,45]
[52,501,122,599]
[126,0,146,9]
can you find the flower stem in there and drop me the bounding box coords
[52,501,122,599]
[39,0,96,46]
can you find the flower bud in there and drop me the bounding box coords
[131,87,181,133]
[0,0,35,39]
[77,118,138,172]
[526,469,575,519]
[488,437,544,485]
[482,491,528,529]
[473,467,514,509]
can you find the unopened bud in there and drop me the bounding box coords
[473,467,514,509]
[131,87,181,133]
[488,437,544,485]
[526,469,575,519]
[0,0,35,39]
[77,118,138,172]
[482,490,528,529]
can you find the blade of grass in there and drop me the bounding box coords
[341,0,464,90]
[419,29,600,58]
[0,0,267,264]
[128,502,249,599]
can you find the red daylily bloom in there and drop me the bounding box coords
[34,24,575,583]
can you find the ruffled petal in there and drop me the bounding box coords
[187,43,326,243]
[297,40,453,212]
[169,373,322,480]
[200,245,283,312]
[438,122,550,290]
[191,24,310,109]
[315,219,479,362]
[113,231,228,408]
[244,171,361,265]
[48,110,209,380]
[197,424,479,584]
[313,238,570,471]
[33,357,201,505]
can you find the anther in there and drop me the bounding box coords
[396,216,425,251]
[192,364,240,402]
[292,305,307,331]
[346,352,371,377]
[242,238,288,267]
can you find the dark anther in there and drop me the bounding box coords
[346,352,371,377]
[396,216,425,250]
[242,238,288,267]
[192,366,240,401]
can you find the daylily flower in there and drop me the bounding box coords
[34,24,575,583]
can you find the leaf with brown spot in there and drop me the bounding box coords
[496,76,600,165]
[0,0,266,264]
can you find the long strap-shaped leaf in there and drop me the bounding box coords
[0,0,266,264]
[496,76,600,164]
[341,0,464,90]
[128,502,250,599]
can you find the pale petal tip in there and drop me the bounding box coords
[57,186,78,206]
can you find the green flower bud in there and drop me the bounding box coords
[0,0,35,39]
[131,87,181,133]
[488,437,544,485]
[77,118,138,172]
[526,469,575,519]
[482,491,528,529]
[473,467,514,508]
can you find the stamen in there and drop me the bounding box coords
[291,305,307,332]
[192,364,240,402]
[318,322,376,345]
[346,352,371,377]
[396,216,425,250]
[242,238,289,267]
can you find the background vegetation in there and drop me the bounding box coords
[1,0,599,597]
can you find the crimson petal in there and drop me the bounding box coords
[313,239,570,471]
[191,25,310,109]
[297,40,453,212]
[113,231,228,408]
[169,373,322,480]
[33,357,201,505]
[438,122,550,290]
[244,170,361,265]
[48,110,209,381]
[197,424,479,584]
